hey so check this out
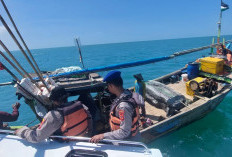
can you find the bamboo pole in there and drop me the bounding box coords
[0,50,24,77]
[0,62,20,82]
[0,0,44,79]
[0,40,41,89]
[0,15,50,92]
[0,62,45,121]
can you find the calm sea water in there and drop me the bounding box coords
[1,36,232,157]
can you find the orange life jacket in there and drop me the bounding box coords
[109,94,140,137]
[58,101,89,136]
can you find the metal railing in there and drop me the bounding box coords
[0,129,151,154]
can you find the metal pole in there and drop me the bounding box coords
[0,40,41,89]
[0,50,24,77]
[0,129,151,153]
[0,15,50,92]
[0,0,44,79]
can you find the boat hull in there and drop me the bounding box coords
[141,87,231,143]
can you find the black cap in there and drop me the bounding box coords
[49,86,67,101]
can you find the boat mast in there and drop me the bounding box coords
[217,0,229,52]
[75,38,85,69]
[217,0,223,46]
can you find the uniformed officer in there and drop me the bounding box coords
[90,70,141,143]
[15,86,92,143]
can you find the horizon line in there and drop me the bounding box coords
[10,34,232,52]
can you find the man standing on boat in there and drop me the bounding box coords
[133,74,147,128]
[134,74,146,99]
[90,70,141,143]
[0,102,20,129]
[15,86,92,143]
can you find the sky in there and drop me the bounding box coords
[0,0,232,50]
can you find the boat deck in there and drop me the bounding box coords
[167,81,194,100]
[144,80,190,125]
[144,79,226,125]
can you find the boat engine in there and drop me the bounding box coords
[189,78,218,98]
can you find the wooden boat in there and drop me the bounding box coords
[0,1,231,155]
[140,68,232,143]
[12,63,230,145]
[45,65,232,144]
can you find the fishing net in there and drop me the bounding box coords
[146,80,186,116]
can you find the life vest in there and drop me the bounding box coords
[109,91,140,137]
[57,101,89,136]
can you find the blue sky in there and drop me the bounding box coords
[0,0,232,50]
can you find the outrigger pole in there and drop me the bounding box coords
[0,39,40,89]
[0,40,41,89]
[0,82,14,86]
[0,15,50,92]
[0,61,45,120]
[0,0,45,79]
[43,42,225,79]
[0,62,20,82]
[0,50,24,77]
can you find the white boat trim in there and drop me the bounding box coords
[0,131,162,157]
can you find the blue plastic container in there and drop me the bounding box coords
[187,62,199,80]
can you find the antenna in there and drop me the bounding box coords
[74,37,85,69]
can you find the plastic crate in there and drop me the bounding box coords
[200,57,224,74]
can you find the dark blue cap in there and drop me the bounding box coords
[103,70,121,82]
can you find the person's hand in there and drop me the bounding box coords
[12,102,21,109]
[3,123,8,128]
[90,134,104,143]
[14,129,19,135]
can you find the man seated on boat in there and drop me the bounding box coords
[15,86,92,143]
[0,102,20,129]
[90,70,141,143]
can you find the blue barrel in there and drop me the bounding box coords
[187,62,199,80]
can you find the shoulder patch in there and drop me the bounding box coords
[38,118,46,129]
[119,110,125,121]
